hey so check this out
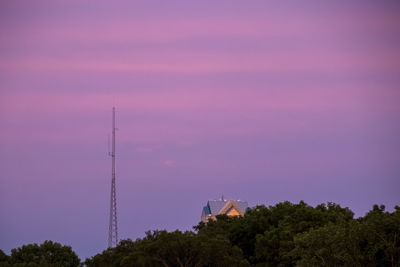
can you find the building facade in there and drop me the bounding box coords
[201,198,248,222]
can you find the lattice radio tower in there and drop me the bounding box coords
[108,107,118,248]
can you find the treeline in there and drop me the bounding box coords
[0,240,80,267]
[1,202,399,266]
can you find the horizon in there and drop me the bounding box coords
[1,0,399,260]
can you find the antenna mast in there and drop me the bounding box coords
[108,107,118,248]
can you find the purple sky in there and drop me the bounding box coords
[1,0,400,259]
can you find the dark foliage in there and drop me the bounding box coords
[85,201,399,267]
[1,240,81,267]
[3,202,399,266]
[85,230,249,267]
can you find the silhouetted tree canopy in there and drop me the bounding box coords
[1,241,80,267]
[2,202,399,266]
[83,201,400,267]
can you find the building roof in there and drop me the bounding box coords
[203,199,248,216]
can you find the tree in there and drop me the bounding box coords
[253,201,354,266]
[84,239,135,267]
[195,205,273,264]
[359,205,400,267]
[85,202,399,266]
[9,240,80,267]
[86,230,250,267]
[0,249,11,267]
[292,221,365,267]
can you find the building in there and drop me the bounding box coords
[201,197,248,222]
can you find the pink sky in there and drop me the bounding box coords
[1,0,400,259]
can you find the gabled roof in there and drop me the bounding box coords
[219,200,246,216]
[203,199,248,216]
[208,200,227,215]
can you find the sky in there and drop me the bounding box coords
[1,0,400,260]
